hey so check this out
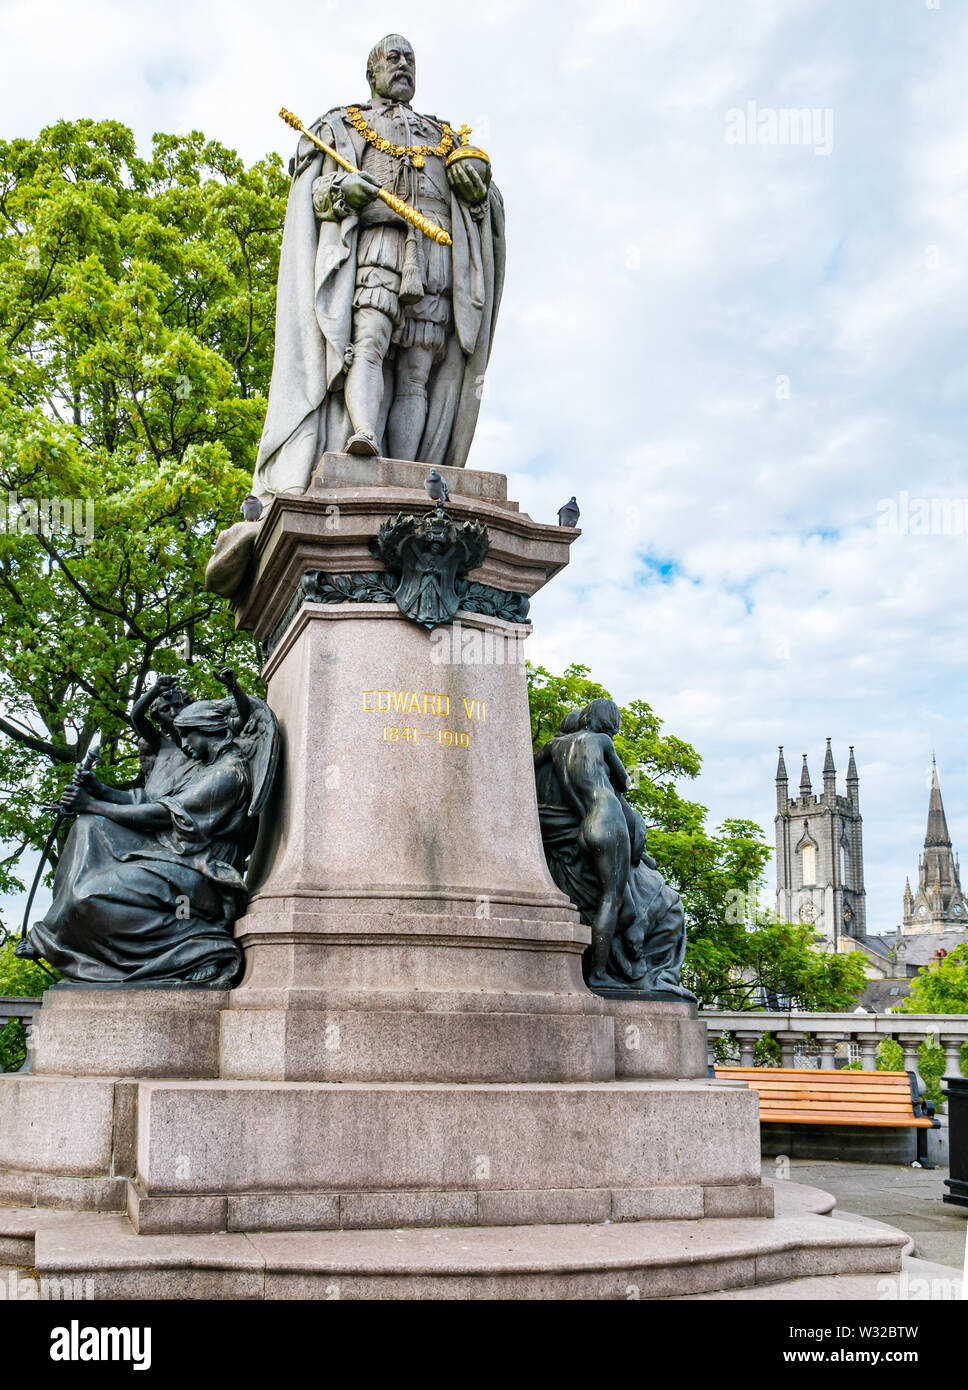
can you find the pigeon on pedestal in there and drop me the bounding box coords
[241,494,263,522]
[557,496,580,527]
[425,469,450,505]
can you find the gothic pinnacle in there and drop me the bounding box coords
[823,738,836,776]
[800,754,812,795]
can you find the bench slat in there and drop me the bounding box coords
[754,1090,916,1101]
[758,1112,934,1128]
[717,1074,908,1085]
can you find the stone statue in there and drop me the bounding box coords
[253,33,505,498]
[534,699,695,1000]
[16,670,279,988]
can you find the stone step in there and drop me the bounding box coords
[671,1254,963,1300]
[30,1208,905,1300]
[0,1164,128,1214]
[0,1203,88,1264]
[768,1177,837,1216]
[826,1207,917,1257]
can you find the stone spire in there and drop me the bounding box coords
[925,758,951,848]
[776,746,788,783]
[799,754,812,797]
[904,759,967,932]
[822,738,836,800]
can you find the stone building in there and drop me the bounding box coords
[774,750,967,1009]
[774,740,866,944]
[902,759,968,933]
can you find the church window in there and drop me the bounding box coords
[840,843,849,885]
[801,844,817,886]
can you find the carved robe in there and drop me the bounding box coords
[24,751,252,986]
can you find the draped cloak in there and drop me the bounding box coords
[252,107,506,499]
[25,750,252,986]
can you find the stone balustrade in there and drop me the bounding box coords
[702,1009,968,1080]
[0,995,41,1071]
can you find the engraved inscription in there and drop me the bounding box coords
[362,687,490,748]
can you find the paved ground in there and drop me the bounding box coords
[778,1158,967,1269]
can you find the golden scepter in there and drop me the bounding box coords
[279,108,452,246]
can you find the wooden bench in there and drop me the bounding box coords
[712,1066,940,1167]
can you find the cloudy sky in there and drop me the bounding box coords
[2,0,967,934]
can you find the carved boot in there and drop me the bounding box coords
[345,429,379,457]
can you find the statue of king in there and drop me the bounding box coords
[252,34,505,499]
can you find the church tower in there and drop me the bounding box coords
[775,740,867,943]
[903,760,968,933]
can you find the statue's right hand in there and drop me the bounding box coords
[341,171,380,211]
[77,770,100,792]
[61,786,93,815]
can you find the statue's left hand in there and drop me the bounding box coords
[447,159,490,205]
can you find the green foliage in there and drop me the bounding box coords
[526,663,867,1011]
[0,1018,26,1073]
[877,1039,904,1071]
[712,1033,781,1067]
[916,1033,947,1110]
[898,943,968,1015]
[712,1033,738,1065]
[894,947,968,1094]
[753,1032,780,1067]
[0,929,49,1072]
[686,914,867,1013]
[0,119,287,895]
[0,930,57,994]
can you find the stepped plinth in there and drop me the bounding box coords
[0,457,910,1297]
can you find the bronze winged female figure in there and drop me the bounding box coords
[16,671,279,988]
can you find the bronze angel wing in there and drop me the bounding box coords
[234,696,280,818]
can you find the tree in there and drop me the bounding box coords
[0,931,56,1071]
[527,663,868,1010]
[897,945,968,1093]
[0,119,287,902]
[899,944,968,1014]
